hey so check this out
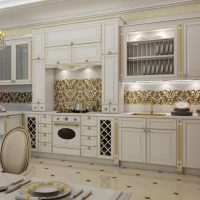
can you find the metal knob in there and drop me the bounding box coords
[57,117,59,120]
[65,117,68,121]
[71,42,74,45]
[85,59,89,62]
[74,118,77,121]
[37,57,40,60]
[108,51,112,55]
[57,61,60,65]
[88,117,91,120]
[88,126,91,130]
[88,146,91,150]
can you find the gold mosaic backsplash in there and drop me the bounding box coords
[55,79,102,111]
[124,90,200,105]
[0,92,32,103]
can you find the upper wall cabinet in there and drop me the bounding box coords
[45,22,101,47]
[184,22,200,78]
[122,25,178,81]
[32,30,45,60]
[102,19,120,55]
[0,37,31,85]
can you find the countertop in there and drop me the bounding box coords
[1,111,200,119]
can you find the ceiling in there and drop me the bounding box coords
[0,0,47,9]
[0,0,197,28]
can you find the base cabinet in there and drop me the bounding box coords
[147,129,176,166]
[183,120,200,169]
[120,118,176,166]
[120,128,146,163]
[6,115,22,133]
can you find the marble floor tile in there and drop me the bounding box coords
[25,157,200,200]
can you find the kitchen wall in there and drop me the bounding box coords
[124,80,200,114]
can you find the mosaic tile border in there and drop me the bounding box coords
[124,90,200,105]
[55,78,102,111]
[0,92,32,103]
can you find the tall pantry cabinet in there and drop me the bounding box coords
[32,30,54,111]
[102,18,125,113]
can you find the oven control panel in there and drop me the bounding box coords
[53,116,81,123]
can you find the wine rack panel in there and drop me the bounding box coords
[27,116,37,151]
[99,119,112,157]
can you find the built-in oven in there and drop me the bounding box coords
[53,116,81,156]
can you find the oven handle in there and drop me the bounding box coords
[53,123,80,127]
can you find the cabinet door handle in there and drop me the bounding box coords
[88,146,91,150]
[113,107,116,111]
[88,126,91,130]
[88,136,91,140]
[57,61,60,65]
[104,108,108,111]
[88,117,91,120]
[108,51,112,55]
[71,42,74,45]
[85,59,89,62]
[37,57,40,60]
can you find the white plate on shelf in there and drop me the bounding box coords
[169,41,173,54]
[159,42,164,55]
[147,65,151,75]
[151,65,155,75]
[169,63,173,74]
[164,42,169,54]
[160,63,164,74]
[165,62,169,74]
[155,43,160,55]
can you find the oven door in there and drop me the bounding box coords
[53,124,80,149]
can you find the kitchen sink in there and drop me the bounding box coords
[130,112,167,116]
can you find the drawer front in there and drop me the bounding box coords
[120,118,146,129]
[53,116,80,123]
[82,136,97,146]
[39,143,51,153]
[39,124,52,133]
[82,117,96,126]
[147,119,176,130]
[82,146,97,158]
[39,115,52,124]
[39,133,52,143]
[82,126,97,136]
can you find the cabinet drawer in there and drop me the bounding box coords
[82,116,96,126]
[39,133,52,143]
[39,115,51,124]
[82,126,96,136]
[82,136,97,146]
[39,143,51,153]
[147,119,176,130]
[82,146,97,158]
[120,118,146,128]
[39,124,52,133]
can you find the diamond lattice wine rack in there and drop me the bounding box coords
[27,116,37,150]
[99,120,112,157]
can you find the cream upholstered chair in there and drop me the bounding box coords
[0,127,30,175]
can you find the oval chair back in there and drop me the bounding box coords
[0,127,30,174]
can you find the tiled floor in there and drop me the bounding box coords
[26,157,200,200]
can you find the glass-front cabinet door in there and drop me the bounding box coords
[123,25,178,81]
[0,44,12,83]
[0,38,31,85]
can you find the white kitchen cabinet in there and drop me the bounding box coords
[102,55,119,113]
[183,120,200,169]
[32,30,45,60]
[0,38,31,85]
[46,46,71,66]
[6,115,22,133]
[147,129,176,166]
[32,60,45,111]
[46,43,101,68]
[120,128,146,163]
[72,43,101,64]
[45,22,101,47]
[120,117,176,166]
[32,60,54,111]
[184,22,200,77]
[102,19,120,55]
[122,24,178,81]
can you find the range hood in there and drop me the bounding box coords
[56,62,101,71]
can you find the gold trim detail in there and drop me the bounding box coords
[178,24,183,77]
[124,90,200,105]
[177,119,183,172]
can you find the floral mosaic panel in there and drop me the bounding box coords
[55,79,102,111]
[0,92,32,103]
[124,90,200,105]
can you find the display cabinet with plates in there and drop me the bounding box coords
[123,26,178,80]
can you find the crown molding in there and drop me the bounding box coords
[0,0,199,29]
